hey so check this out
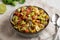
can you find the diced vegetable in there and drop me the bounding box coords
[28,16,32,20]
[26,8,31,14]
[22,6,27,10]
[39,24,44,29]
[41,20,47,25]
[36,20,40,23]
[32,15,37,19]
[17,8,21,12]
[40,9,44,14]
[26,23,29,27]
[21,27,26,30]
[25,29,29,33]
[30,12,35,16]
[32,7,39,14]
[29,27,36,33]
[38,15,46,20]
[12,16,18,24]
[14,25,18,29]
[35,25,40,31]
[21,20,26,25]
[11,21,15,25]
[12,6,49,33]
[45,15,49,20]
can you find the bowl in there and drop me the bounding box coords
[10,6,49,38]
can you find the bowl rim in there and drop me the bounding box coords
[9,6,50,34]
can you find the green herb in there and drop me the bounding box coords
[11,1,17,6]
[2,0,13,4]
[19,0,25,4]
[2,0,25,6]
